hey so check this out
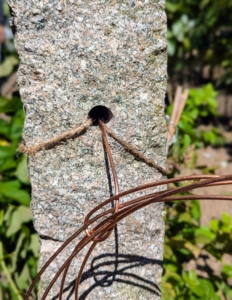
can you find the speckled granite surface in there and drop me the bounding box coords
[8,0,167,298]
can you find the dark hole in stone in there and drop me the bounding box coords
[88,105,113,126]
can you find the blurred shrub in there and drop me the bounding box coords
[0,97,39,300]
[166,0,232,89]
[163,84,232,299]
[162,201,232,300]
[162,202,232,300]
[166,84,226,168]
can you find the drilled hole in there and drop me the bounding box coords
[88,105,113,126]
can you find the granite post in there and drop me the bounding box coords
[8,0,167,298]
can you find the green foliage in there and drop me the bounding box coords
[166,0,232,89]
[0,56,19,78]
[162,201,232,300]
[0,96,39,300]
[164,84,231,299]
[167,84,226,164]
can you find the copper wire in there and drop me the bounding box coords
[24,121,232,300]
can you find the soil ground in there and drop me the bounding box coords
[193,129,232,226]
[176,127,232,225]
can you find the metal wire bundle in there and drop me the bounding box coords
[25,120,232,300]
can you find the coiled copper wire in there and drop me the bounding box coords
[25,120,232,300]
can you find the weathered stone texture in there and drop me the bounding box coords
[8,0,167,298]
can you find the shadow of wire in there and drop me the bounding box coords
[51,253,161,300]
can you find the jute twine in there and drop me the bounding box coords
[19,119,92,155]
[19,119,166,175]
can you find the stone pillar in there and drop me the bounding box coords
[8,0,167,299]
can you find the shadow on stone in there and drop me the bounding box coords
[52,253,162,300]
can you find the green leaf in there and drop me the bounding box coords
[168,40,176,56]
[197,279,217,298]
[161,282,175,300]
[0,56,19,77]
[166,264,178,272]
[226,290,232,300]
[0,180,21,192]
[195,227,216,244]
[172,21,184,42]
[0,97,22,113]
[162,268,182,285]
[10,233,26,273]
[164,244,173,259]
[222,264,232,278]
[178,120,194,135]
[187,108,199,120]
[184,242,201,258]
[0,146,16,159]
[222,213,231,225]
[6,206,33,237]
[14,264,30,291]
[182,273,216,298]
[3,205,15,226]
[169,237,186,248]
[0,209,4,226]
[6,190,31,206]
[0,180,30,206]
[178,212,192,223]
[183,134,191,149]
[0,119,9,137]
[182,270,199,288]
[200,0,211,9]
[15,155,30,185]
[165,1,179,13]
[10,116,24,140]
[210,219,219,232]
[202,129,219,145]
[28,234,39,258]
[0,159,17,172]
[190,200,201,221]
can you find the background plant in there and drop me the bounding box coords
[0,96,39,300]
[166,84,226,171]
[162,200,232,300]
[162,85,232,299]
[166,0,232,90]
